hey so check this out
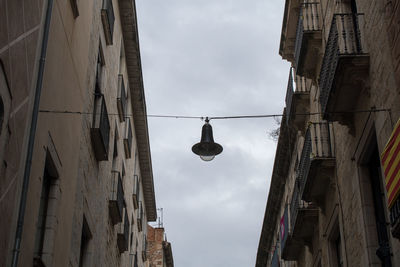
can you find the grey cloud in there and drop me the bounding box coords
[137,0,289,266]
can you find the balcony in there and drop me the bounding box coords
[109,171,124,225]
[391,196,400,238]
[298,122,335,204]
[319,14,369,123]
[290,181,318,247]
[142,235,147,261]
[101,0,115,45]
[132,174,139,209]
[138,201,143,232]
[91,95,110,161]
[117,209,129,253]
[281,182,317,260]
[294,2,322,79]
[285,68,311,131]
[117,74,127,122]
[124,118,133,158]
[281,204,302,261]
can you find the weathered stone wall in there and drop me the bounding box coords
[0,0,154,266]
[262,0,400,266]
[69,0,151,267]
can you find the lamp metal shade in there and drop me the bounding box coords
[192,122,223,161]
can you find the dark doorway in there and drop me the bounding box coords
[368,143,392,266]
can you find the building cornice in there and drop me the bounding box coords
[279,0,301,62]
[255,110,295,267]
[118,0,157,221]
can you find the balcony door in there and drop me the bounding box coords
[360,135,392,267]
[368,144,392,267]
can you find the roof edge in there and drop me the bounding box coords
[255,110,295,267]
[119,0,157,222]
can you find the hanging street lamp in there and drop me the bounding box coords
[192,118,223,161]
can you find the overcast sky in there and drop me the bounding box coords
[135,1,290,266]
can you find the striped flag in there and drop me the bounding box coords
[381,118,400,208]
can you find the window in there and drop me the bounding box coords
[111,127,118,170]
[91,47,110,161]
[359,132,393,267]
[101,0,115,45]
[328,219,343,267]
[78,216,92,267]
[33,153,60,267]
[367,145,392,266]
[69,0,79,18]
[95,48,104,94]
[33,168,52,261]
[130,213,135,248]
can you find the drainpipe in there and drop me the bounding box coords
[10,0,54,266]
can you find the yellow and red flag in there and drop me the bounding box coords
[381,118,400,208]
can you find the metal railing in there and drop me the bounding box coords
[99,96,110,150]
[101,0,115,44]
[132,174,140,209]
[117,74,127,122]
[111,171,124,223]
[118,208,129,253]
[294,2,321,69]
[290,180,315,233]
[138,201,143,231]
[285,68,310,121]
[124,118,133,158]
[298,122,334,194]
[142,235,147,261]
[124,209,129,244]
[391,196,400,229]
[92,94,110,160]
[290,181,301,230]
[319,13,366,115]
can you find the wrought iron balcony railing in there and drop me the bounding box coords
[117,208,129,253]
[391,197,400,238]
[138,201,144,232]
[319,13,369,121]
[298,122,335,203]
[124,118,133,158]
[142,235,147,261]
[285,68,311,130]
[294,2,322,78]
[289,179,318,244]
[109,171,124,225]
[101,0,115,45]
[132,174,140,209]
[91,94,110,161]
[117,74,127,122]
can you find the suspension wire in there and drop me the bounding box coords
[147,114,204,120]
[38,108,391,120]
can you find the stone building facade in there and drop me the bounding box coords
[0,0,157,267]
[147,226,174,267]
[256,0,400,266]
